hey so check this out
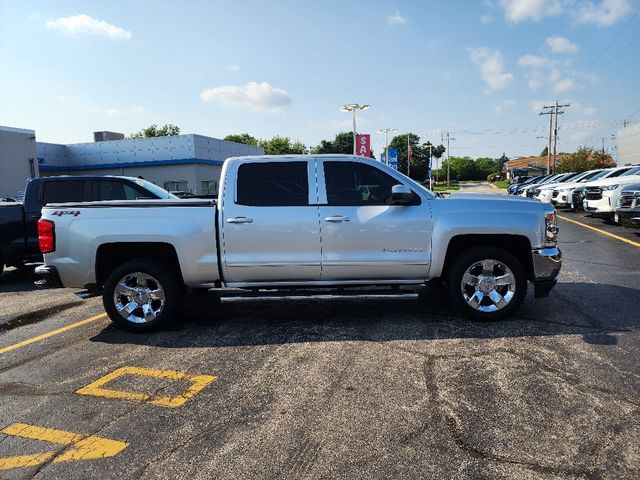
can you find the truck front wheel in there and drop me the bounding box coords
[103,260,180,332]
[447,246,527,321]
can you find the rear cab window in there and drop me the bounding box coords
[41,180,88,205]
[236,162,309,206]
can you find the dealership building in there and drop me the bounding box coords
[0,125,263,198]
[37,132,263,195]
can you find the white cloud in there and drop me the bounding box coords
[200,81,292,113]
[494,99,518,114]
[45,14,132,40]
[468,47,514,91]
[529,99,552,113]
[553,78,577,93]
[573,101,598,115]
[480,14,495,23]
[546,35,579,53]
[518,54,552,68]
[129,105,145,113]
[225,64,240,72]
[499,0,564,23]
[529,79,544,90]
[388,11,408,25]
[575,0,631,26]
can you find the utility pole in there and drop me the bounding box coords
[446,132,455,187]
[601,137,606,154]
[407,134,411,178]
[539,101,569,174]
[426,143,434,190]
[552,101,569,171]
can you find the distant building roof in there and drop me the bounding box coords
[505,154,570,171]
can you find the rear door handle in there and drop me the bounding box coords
[324,215,350,223]
[226,216,254,224]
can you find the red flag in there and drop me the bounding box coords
[408,145,414,159]
[356,134,371,157]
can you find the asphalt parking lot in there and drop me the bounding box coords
[1,209,639,479]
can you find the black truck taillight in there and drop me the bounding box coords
[38,219,55,254]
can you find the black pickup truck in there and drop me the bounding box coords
[0,175,175,273]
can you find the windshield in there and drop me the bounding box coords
[621,166,640,176]
[577,170,602,182]
[605,167,633,179]
[135,179,179,199]
[557,172,580,182]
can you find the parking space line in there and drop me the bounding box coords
[0,422,128,470]
[558,215,640,248]
[76,366,217,408]
[0,313,107,356]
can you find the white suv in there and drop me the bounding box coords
[536,171,597,204]
[583,166,640,219]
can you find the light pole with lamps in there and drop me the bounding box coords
[378,128,397,164]
[340,103,370,155]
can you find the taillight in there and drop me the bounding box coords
[38,219,55,254]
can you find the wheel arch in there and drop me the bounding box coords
[95,242,184,288]
[441,234,534,282]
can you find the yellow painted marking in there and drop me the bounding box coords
[76,366,217,408]
[0,313,107,356]
[0,423,128,470]
[558,215,640,248]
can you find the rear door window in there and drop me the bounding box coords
[98,181,151,200]
[236,162,309,206]
[41,180,87,204]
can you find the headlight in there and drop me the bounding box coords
[601,184,619,191]
[544,212,558,246]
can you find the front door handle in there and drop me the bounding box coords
[324,215,350,223]
[226,216,254,224]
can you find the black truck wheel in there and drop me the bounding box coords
[103,259,181,332]
[447,246,527,321]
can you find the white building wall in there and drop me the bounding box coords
[0,126,39,198]
[617,123,640,166]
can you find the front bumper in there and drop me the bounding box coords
[532,247,562,298]
[34,265,63,289]
[584,193,614,214]
[615,208,640,227]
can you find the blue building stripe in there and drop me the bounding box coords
[38,157,225,171]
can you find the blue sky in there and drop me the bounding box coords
[1,0,639,160]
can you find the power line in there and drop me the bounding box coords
[586,9,638,71]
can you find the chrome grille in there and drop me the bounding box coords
[618,192,636,209]
[585,187,602,200]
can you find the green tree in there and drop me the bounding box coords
[388,134,445,180]
[259,135,306,155]
[224,133,259,146]
[314,131,354,155]
[540,146,549,157]
[129,124,180,138]
[556,146,615,173]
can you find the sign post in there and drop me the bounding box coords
[388,148,398,170]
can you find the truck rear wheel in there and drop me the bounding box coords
[103,259,180,332]
[447,246,527,321]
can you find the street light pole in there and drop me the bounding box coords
[340,103,371,155]
[378,128,397,164]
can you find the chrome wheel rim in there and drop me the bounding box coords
[113,272,165,324]
[460,259,515,313]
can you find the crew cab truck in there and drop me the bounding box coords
[0,175,175,274]
[37,155,562,332]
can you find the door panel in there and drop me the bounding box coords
[319,160,431,281]
[221,160,321,283]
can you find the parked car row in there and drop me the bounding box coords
[508,166,640,228]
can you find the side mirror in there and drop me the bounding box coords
[391,184,416,205]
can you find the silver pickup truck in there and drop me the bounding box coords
[36,155,561,331]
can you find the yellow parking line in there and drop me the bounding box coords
[0,313,107,356]
[558,215,640,248]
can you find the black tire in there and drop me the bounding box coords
[103,259,181,332]
[447,246,527,321]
